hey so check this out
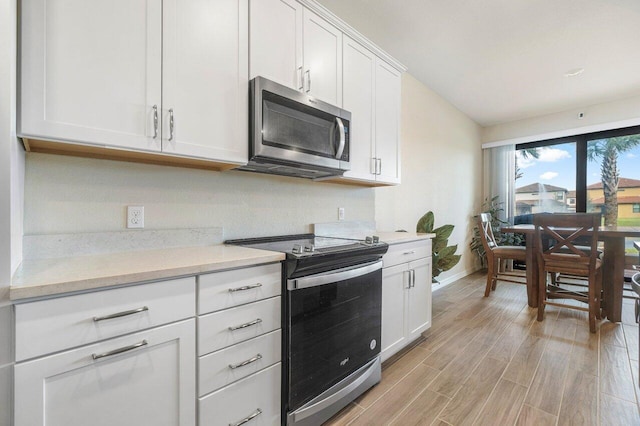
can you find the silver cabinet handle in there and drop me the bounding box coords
[403,251,415,255]
[228,283,262,293]
[229,408,262,426]
[298,66,304,91]
[404,270,412,289]
[305,70,311,92]
[93,306,149,322]
[335,117,346,159]
[228,318,262,331]
[377,158,382,175]
[92,340,148,360]
[152,105,158,139]
[411,269,416,288]
[371,158,377,175]
[228,353,262,369]
[168,108,174,141]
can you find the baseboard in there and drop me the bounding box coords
[432,267,482,292]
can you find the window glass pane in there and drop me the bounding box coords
[587,134,640,255]
[515,143,576,217]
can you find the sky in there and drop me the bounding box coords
[516,141,640,191]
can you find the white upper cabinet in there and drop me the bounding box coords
[342,36,376,181]
[19,0,163,152]
[249,0,303,89]
[374,60,402,184]
[162,0,248,163]
[20,0,248,167]
[249,0,342,105]
[341,37,402,185]
[302,8,342,106]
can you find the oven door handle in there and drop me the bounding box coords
[287,260,382,290]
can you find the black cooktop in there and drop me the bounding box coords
[226,233,388,278]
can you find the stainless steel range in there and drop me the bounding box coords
[227,234,388,426]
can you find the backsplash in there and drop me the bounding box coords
[23,227,224,260]
[23,153,375,241]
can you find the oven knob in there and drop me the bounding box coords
[292,244,302,254]
[365,236,373,244]
[372,235,380,244]
[370,339,377,350]
[304,244,314,252]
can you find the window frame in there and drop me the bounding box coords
[516,125,640,213]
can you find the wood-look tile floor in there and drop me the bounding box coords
[324,271,640,426]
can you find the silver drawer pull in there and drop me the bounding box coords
[228,283,262,293]
[93,306,149,322]
[228,318,262,331]
[91,340,148,360]
[230,408,262,426]
[403,250,416,255]
[229,353,262,369]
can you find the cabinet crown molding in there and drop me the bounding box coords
[297,0,407,73]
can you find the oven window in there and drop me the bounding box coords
[288,268,381,410]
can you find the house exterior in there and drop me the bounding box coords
[587,177,640,219]
[566,190,577,212]
[515,183,569,215]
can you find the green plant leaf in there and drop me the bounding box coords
[416,211,434,233]
[438,244,458,258]
[437,254,461,271]
[433,224,454,240]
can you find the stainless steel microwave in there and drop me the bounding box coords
[238,76,351,179]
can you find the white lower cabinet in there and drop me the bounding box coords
[197,263,282,425]
[14,319,196,426]
[381,239,432,362]
[199,363,281,426]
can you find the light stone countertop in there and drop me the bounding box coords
[10,245,285,301]
[375,232,434,244]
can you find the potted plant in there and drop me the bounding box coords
[416,211,461,283]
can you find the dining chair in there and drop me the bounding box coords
[476,213,527,297]
[534,212,602,333]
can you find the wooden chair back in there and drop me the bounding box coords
[533,213,601,276]
[477,213,497,253]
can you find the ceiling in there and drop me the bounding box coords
[316,0,640,127]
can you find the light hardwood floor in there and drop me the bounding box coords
[325,271,640,426]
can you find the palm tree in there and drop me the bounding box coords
[587,135,640,225]
[515,148,540,180]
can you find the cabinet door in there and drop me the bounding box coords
[407,257,432,340]
[374,59,401,184]
[19,0,162,152]
[249,0,303,90]
[162,0,248,163]
[342,36,376,182]
[302,8,342,106]
[14,319,196,426]
[381,263,408,361]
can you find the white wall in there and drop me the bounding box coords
[482,93,640,145]
[375,73,483,285]
[24,154,375,239]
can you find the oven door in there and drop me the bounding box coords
[286,260,382,412]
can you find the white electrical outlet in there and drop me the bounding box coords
[127,206,144,229]
[338,207,345,221]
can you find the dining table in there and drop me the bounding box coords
[500,224,640,322]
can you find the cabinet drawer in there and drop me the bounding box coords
[199,329,281,396]
[15,277,195,361]
[198,296,281,355]
[383,239,431,268]
[199,362,281,426]
[198,263,281,315]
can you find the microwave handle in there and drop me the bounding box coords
[335,117,346,159]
